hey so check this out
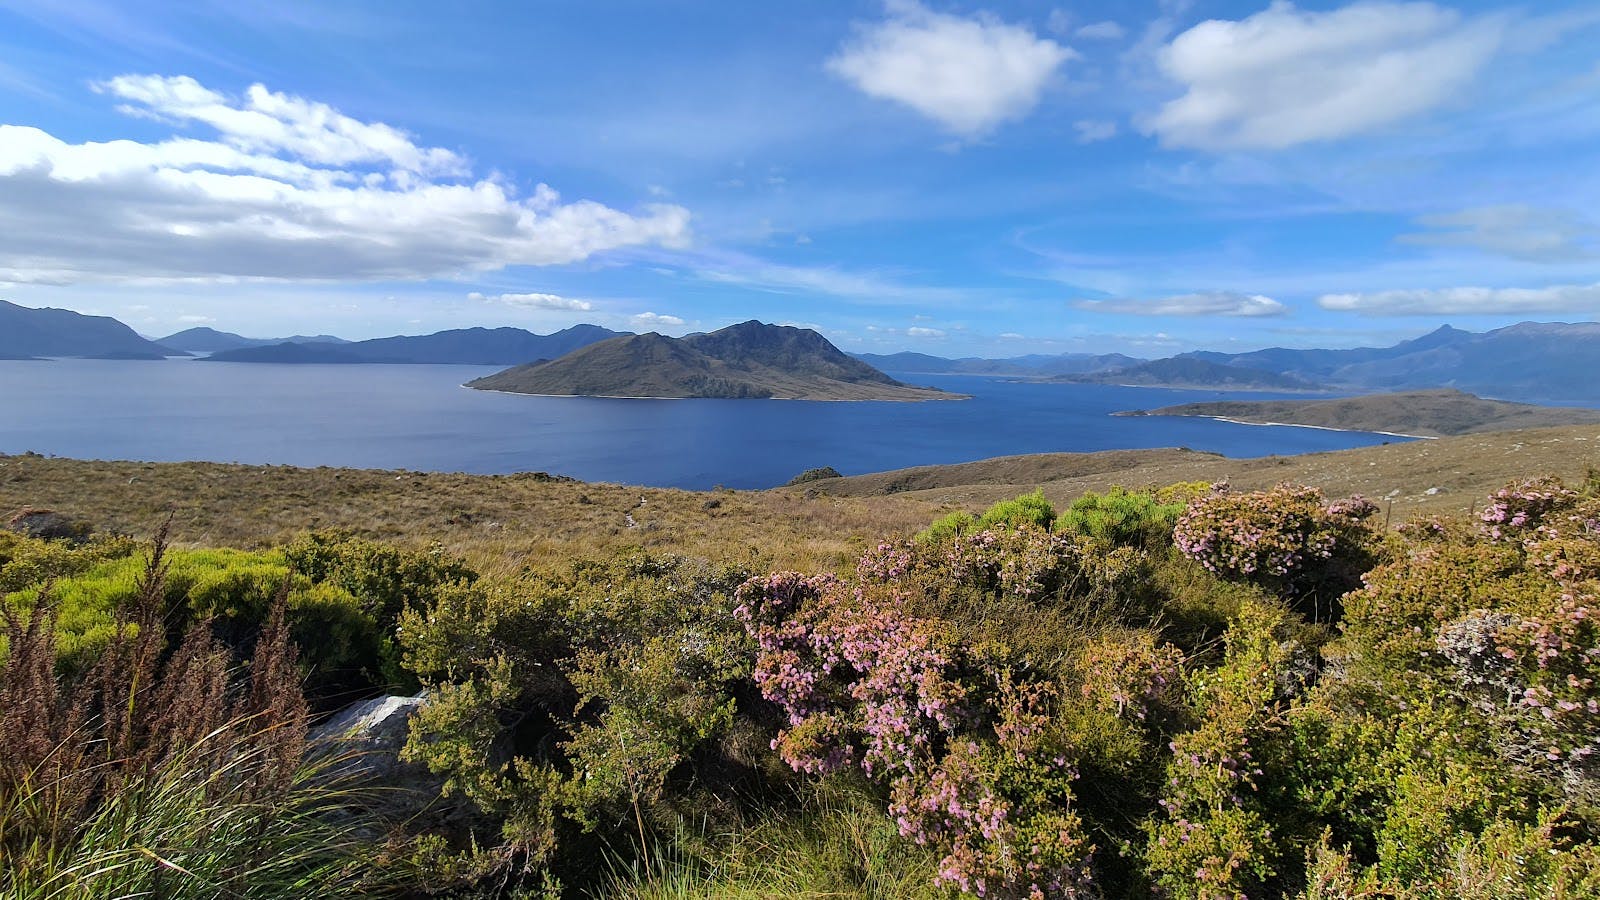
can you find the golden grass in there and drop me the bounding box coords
[796,424,1600,519]
[0,455,940,575]
[6,423,1596,576]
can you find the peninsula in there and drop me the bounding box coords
[1117,388,1600,437]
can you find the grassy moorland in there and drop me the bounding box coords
[1121,389,1600,438]
[4,431,1600,899]
[801,423,1600,512]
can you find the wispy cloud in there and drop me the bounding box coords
[632,311,685,327]
[1076,291,1288,317]
[1399,205,1599,262]
[1075,20,1126,41]
[1319,281,1600,315]
[468,291,593,311]
[827,1,1073,137]
[693,256,974,306]
[1072,119,1118,143]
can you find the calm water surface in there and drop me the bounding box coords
[0,359,1415,489]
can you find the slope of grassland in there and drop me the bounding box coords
[5,424,1597,575]
[794,424,1600,517]
[1121,388,1600,437]
[0,456,936,575]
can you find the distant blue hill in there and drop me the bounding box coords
[851,350,1144,376]
[1178,322,1600,402]
[157,327,349,353]
[203,324,626,365]
[0,299,180,359]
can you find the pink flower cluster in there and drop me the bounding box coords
[1479,477,1579,542]
[1078,638,1185,724]
[1173,484,1347,581]
[734,571,965,777]
[736,560,1096,898]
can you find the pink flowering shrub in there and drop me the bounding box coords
[1437,589,1600,794]
[735,570,1096,898]
[1173,484,1379,612]
[1479,477,1580,542]
[1077,634,1185,726]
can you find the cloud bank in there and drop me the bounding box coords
[0,75,691,285]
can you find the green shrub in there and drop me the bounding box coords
[1057,486,1184,547]
[977,489,1055,530]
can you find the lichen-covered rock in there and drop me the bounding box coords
[310,692,430,783]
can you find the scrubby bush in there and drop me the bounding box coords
[1174,483,1381,618]
[1057,486,1185,548]
[397,551,766,893]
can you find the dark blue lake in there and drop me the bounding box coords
[0,359,1413,489]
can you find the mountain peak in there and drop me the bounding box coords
[468,320,958,400]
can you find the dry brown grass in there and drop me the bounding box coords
[797,424,1600,520]
[0,455,939,575]
[6,424,1596,575]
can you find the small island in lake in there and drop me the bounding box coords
[467,320,961,401]
[1117,388,1600,437]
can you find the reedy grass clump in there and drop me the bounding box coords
[0,522,391,899]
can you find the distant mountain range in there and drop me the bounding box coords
[857,322,1599,401]
[157,327,348,353]
[468,321,958,401]
[1179,322,1600,401]
[203,325,625,365]
[1048,357,1322,391]
[0,299,178,359]
[851,350,1144,376]
[4,302,1596,403]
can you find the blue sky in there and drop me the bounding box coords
[1,0,1597,357]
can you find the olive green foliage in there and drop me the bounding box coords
[785,466,842,486]
[0,529,137,593]
[397,552,771,893]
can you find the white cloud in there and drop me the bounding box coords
[1073,119,1118,143]
[998,331,1026,340]
[1075,291,1288,317]
[1145,1,1502,150]
[0,76,691,285]
[907,326,946,337]
[632,311,686,327]
[1399,205,1598,262]
[176,313,214,323]
[827,1,1074,137]
[468,291,593,311]
[1318,282,1600,315]
[1075,20,1126,40]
